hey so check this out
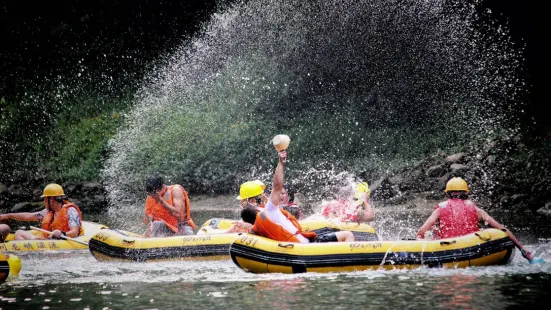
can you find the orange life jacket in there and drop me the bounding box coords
[252,208,317,243]
[41,202,83,237]
[143,185,197,232]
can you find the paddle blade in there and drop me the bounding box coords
[529,257,545,264]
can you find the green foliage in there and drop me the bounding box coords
[0,90,131,184]
[42,112,124,181]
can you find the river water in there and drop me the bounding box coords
[1,207,550,309]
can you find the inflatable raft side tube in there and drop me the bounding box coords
[0,257,9,283]
[89,238,231,262]
[230,237,514,269]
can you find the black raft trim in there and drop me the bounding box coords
[230,237,515,270]
[88,238,231,262]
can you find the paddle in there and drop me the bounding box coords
[521,249,545,264]
[30,226,89,246]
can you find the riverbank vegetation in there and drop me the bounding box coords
[0,90,132,185]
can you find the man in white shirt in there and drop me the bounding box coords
[244,149,355,243]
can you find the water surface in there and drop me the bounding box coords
[2,208,550,309]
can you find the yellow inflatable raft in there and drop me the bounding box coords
[230,228,515,274]
[0,221,108,252]
[0,253,21,283]
[198,218,379,241]
[89,218,378,262]
[89,229,238,262]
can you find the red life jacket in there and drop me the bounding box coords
[321,200,358,222]
[144,185,197,232]
[436,199,479,238]
[41,202,83,237]
[252,208,316,243]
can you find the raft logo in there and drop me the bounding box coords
[95,232,109,242]
[182,236,212,244]
[349,242,383,251]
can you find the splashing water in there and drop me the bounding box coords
[102,0,526,229]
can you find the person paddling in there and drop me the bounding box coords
[0,183,83,241]
[416,177,537,262]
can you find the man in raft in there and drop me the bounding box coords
[241,148,355,243]
[279,185,303,220]
[416,177,534,261]
[0,183,83,240]
[143,174,197,237]
[236,180,268,211]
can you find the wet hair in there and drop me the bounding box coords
[241,206,258,225]
[145,174,164,194]
[282,205,301,219]
[283,185,295,202]
[446,191,469,199]
[254,196,262,205]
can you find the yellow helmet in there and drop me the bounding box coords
[236,181,265,200]
[356,182,370,196]
[445,177,469,192]
[41,183,65,197]
[353,182,370,205]
[252,180,266,191]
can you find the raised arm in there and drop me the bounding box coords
[268,151,287,207]
[170,186,186,219]
[152,187,184,218]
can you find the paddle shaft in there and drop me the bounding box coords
[30,226,88,246]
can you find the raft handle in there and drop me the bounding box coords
[440,240,457,246]
[278,243,295,249]
[475,232,492,241]
[122,239,136,244]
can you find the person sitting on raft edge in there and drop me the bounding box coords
[240,148,355,243]
[143,174,197,237]
[0,183,83,241]
[416,177,534,262]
